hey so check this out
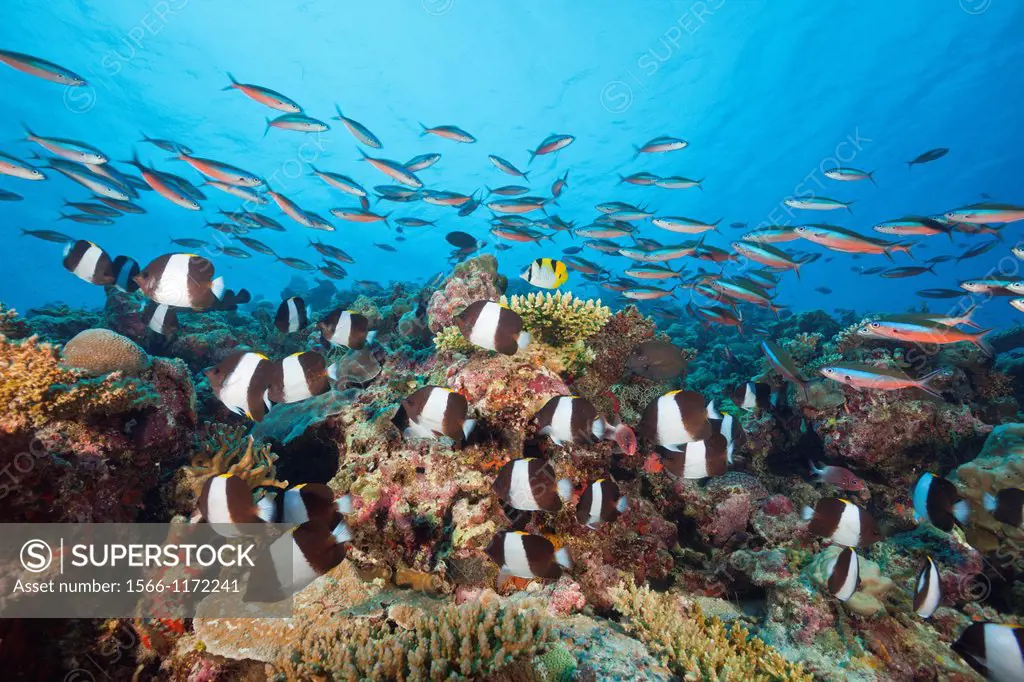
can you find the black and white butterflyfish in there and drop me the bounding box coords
[243,520,351,603]
[275,296,312,334]
[952,621,1024,682]
[266,351,333,404]
[825,546,860,602]
[983,487,1024,528]
[204,351,274,422]
[659,433,729,480]
[257,482,353,529]
[140,302,178,336]
[455,300,531,355]
[484,530,571,580]
[197,473,264,538]
[319,309,376,349]
[392,385,477,447]
[913,556,941,619]
[576,479,628,529]
[533,395,611,446]
[111,255,140,292]
[491,458,572,512]
[802,498,881,547]
[911,472,970,532]
[638,389,712,449]
[706,401,743,465]
[63,239,115,285]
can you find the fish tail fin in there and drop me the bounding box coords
[336,494,353,515]
[712,218,722,232]
[418,122,429,136]
[632,145,641,160]
[845,201,854,214]
[916,369,945,399]
[255,493,277,522]
[57,212,70,221]
[462,418,477,441]
[365,330,378,346]
[616,496,629,513]
[222,72,238,90]
[527,149,536,165]
[960,303,982,329]
[332,521,353,544]
[554,546,572,570]
[801,505,815,522]
[617,174,625,184]
[953,499,971,525]
[210,276,226,300]
[983,493,997,513]
[517,330,531,350]
[809,460,824,477]
[20,121,33,139]
[263,118,271,138]
[868,171,877,187]
[971,328,994,356]
[332,103,344,120]
[556,479,573,503]
[326,361,339,382]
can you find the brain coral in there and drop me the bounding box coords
[62,328,150,376]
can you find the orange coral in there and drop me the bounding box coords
[0,333,155,434]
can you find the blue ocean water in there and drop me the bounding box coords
[1,0,1021,330]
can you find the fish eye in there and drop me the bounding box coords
[870,322,880,328]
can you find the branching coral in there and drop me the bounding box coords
[499,291,611,347]
[610,580,811,682]
[183,423,287,498]
[433,324,475,354]
[273,599,553,681]
[0,333,156,433]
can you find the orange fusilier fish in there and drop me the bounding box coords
[876,305,981,330]
[856,319,993,355]
[761,340,810,398]
[944,203,1024,225]
[487,197,548,215]
[528,133,575,162]
[730,241,804,277]
[793,224,913,260]
[690,304,744,332]
[819,362,944,399]
[419,123,476,143]
[175,152,263,187]
[125,153,200,211]
[358,149,422,188]
[0,49,86,86]
[223,73,302,112]
[330,207,389,224]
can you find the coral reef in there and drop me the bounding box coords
[427,255,505,332]
[952,423,1024,559]
[0,333,158,433]
[4,252,1022,681]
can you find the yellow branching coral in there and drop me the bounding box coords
[184,423,287,497]
[433,324,475,354]
[274,599,552,681]
[0,333,156,434]
[610,580,811,682]
[500,291,611,347]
